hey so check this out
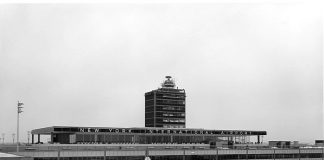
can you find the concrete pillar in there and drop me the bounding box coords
[257,135,260,144]
[57,149,60,160]
[32,134,34,144]
[153,92,156,127]
[51,133,53,144]
[298,148,301,160]
[246,147,248,160]
[183,149,185,160]
[216,148,219,160]
[37,134,40,143]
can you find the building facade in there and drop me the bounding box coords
[31,126,266,144]
[145,76,186,128]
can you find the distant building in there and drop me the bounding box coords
[315,140,324,146]
[145,76,186,128]
[269,141,291,148]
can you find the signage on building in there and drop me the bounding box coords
[75,127,266,136]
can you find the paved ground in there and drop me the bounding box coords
[0,152,21,157]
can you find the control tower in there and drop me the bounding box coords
[145,76,186,128]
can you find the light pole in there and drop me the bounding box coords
[12,133,15,144]
[1,133,4,144]
[27,131,31,144]
[17,101,24,152]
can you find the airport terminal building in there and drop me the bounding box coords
[31,77,266,146]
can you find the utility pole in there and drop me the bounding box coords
[1,133,4,144]
[27,131,31,144]
[17,101,24,152]
[12,133,15,144]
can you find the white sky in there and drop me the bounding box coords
[0,2,322,144]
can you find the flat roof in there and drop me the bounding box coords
[31,126,266,136]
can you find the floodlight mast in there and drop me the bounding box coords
[1,133,4,144]
[17,101,24,152]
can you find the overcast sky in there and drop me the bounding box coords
[0,2,322,144]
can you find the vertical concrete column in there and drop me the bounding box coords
[216,148,218,160]
[182,149,185,160]
[133,135,137,143]
[153,92,156,127]
[31,134,34,144]
[246,147,248,160]
[104,149,107,160]
[257,135,260,144]
[299,148,301,160]
[57,149,60,160]
[145,149,149,160]
[51,133,53,144]
[37,134,40,143]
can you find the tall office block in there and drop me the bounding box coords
[145,76,186,128]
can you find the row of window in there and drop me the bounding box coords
[32,153,324,160]
[156,95,185,100]
[74,134,209,144]
[163,125,185,128]
[145,92,185,99]
[145,113,154,119]
[162,119,185,123]
[145,111,185,117]
[155,118,184,124]
[156,93,185,97]
[162,113,185,117]
[156,100,185,105]
[146,113,185,119]
[219,153,324,160]
[35,157,143,160]
[161,106,185,111]
[145,107,154,112]
[145,106,185,113]
[145,100,154,106]
[145,101,186,107]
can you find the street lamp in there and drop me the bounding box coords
[12,133,15,144]
[27,131,31,144]
[1,133,4,144]
[17,101,24,152]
